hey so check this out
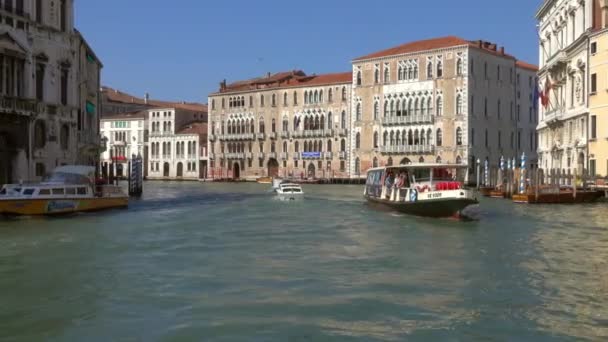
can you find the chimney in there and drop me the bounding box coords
[267,72,271,78]
[144,92,149,104]
[499,47,505,55]
[477,40,482,48]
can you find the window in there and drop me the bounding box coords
[52,188,65,195]
[590,159,597,177]
[591,73,597,94]
[436,97,443,116]
[36,0,43,23]
[60,0,67,32]
[36,63,45,101]
[373,132,378,148]
[342,87,347,101]
[293,91,298,105]
[34,120,46,149]
[356,71,362,86]
[260,95,265,107]
[60,124,69,150]
[355,158,361,175]
[373,102,379,120]
[591,42,597,54]
[355,132,361,149]
[456,94,463,115]
[456,58,463,76]
[484,98,488,117]
[436,129,443,147]
[427,61,433,79]
[383,64,390,83]
[374,66,380,84]
[356,103,361,121]
[497,100,501,120]
[341,111,346,129]
[249,96,253,107]
[436,59,443,78]
[211,99,215,110]
[485,129,488,148]
[272,94,276,107]
[456,127,463,146]
[283,92,288,106]
[60,69,68,105]
[591,115,597,139]
[328,88,333,102]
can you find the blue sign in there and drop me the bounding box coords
[302,152,322,158]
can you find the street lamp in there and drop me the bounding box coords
[476,158,481,189]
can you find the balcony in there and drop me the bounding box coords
[324,129,334,137]
[269,132,277,140]
[0,96,38,116]
[325,152,333,159]
[112,140,127,147]
[338,128,348,137]
[209,134,216,141]
[269,152,277,159]
[339,151,347,159]
[257,133,266,140]
[209,153,215,160]
[543,105,565,125]
[258,152,265,159]
[280,152,288,160]
[381,114,434,126]
[149,131,173,137]
[226,152,245,159]
[292,130,304,138]
[220,133,255,141]
[245,152,253,159]
[293,152,300,160]
[379,145,435,154]
[280,131,290,139]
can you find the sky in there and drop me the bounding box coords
[75,0,542,104]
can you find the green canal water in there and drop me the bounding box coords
[1,182,608,341]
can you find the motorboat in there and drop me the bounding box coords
[364,163,478,218]
[0,165,128,216]
[275,182,304,200]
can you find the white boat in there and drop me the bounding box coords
[0,165,128,216]
[364,163,478,218]
[275,182,304,200]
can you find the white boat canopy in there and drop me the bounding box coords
[52,165,96,177]
[367,163,468,173]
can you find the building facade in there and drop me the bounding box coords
[536,0,605,177]
[147,107,208,180]
[589,5,608,177]
[0,0,102,184]
[100,110,147,178]
[208,71,352,180]
[352,36,538,181]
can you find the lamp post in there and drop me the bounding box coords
[476,158,481,189]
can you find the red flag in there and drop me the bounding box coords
[541,78,552,108]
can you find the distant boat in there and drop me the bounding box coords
[275,182,304,201]
[256,177,272,184]
[364,163,479,218]
[0,165,128,216]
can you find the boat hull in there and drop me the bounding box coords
[0,197,129,216]
[365,195,478,218]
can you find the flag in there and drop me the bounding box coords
[541,77,552,108]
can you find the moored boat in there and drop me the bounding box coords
[364,164,479,218]
[0,166,128,216]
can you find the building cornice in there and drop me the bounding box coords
[536,0,558,20]
[208,81,351,98]
[351,45,469,64]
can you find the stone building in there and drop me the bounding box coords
[0,0,102,184]
[536,0,604,177]
[147,107,208,180]
[351,36,538,181]
[589,2,608,177]
[100,110,147,178]
[207,71,352,180]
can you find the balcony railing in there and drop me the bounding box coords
[269,132,277,139]
[543,105,565,123]
[225,153,245,159]
[245,152,253,159]
[338,128,348,137]
[339,151,347,159]
[381,114,434,126]
[257,133,266,140]
[281,131,290,139]
[379,145,435,154]
[219,133,255,141]
[324,129,334,137]
[258,152,265,159]
[293,152,300,160]
[280,152,288,160]
[325,152,333,159]
[0,96,39,116]
[149,131,173,137]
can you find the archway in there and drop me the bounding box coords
[307,162,316,179]
[267,158,279,177]
[400,158,412,165]
[177,162,183,178]
[233,162,240,179]
[163,162,170,177]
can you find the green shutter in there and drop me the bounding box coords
[86,53,96,63]
[86,101,96,114]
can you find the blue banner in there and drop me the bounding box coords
[302,152,321,158]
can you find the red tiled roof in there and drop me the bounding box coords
[177,121,208,135]
[353,35,521,62]
[353,36,470,61]
[101,110,147,121]
[516,60,539,72]
[102,86,207,112]
[212,71,351,95]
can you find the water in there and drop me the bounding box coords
[1,182,607,341]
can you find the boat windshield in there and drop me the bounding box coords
[43,172,92,185]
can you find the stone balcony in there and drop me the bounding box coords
[225,153,245,159]
[280,131,290,139]
[257,133,266,140]
[338,129,348,137]
[280,152,289,160]
[382,114,434,126]
[379,145,435,154]
[219,133,255,141]
[325,152,333,159]
[543,105,565,125]
[0,96,39,116]
[339,151,347,159]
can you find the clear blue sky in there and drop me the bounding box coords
[75,0,541,104]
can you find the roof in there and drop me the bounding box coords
[515,61,539,72]
[211,70,351,95]
[353,35,519,62]
[102,86,207,112]
[101,110,147,121]
[177,122,208,135]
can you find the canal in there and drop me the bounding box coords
[1,182,607,341]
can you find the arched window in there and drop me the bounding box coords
[260,94,265,107]
[427,129,432,146]
[419,156,425,163]
[383,131,388,146]
[319,90,323,103]
[327,139,332,152]
[384,67,389,83]
[390,100,395,117]
[456,94,463,115]
[283,92,288,106]
[34,120,46,149]
[283,141,287,152]
[373,157,378,168]
[387,157,393,166]
[327,112,332,128]
[272,94,277,106]
[340,139,346,152]
[259,119,265,133]
[320,115,325,130]
[427,61,433,79]
[374,102,379,120]
[456,127,463,145]
[355,158,361,175]
[420,98,426,115]
[427,97,433,115]
[414,98,419,116]
[356,71,362,85]
[396,131,401,146]
[314,90,318,103]
[420,130,426,145]
[304,91,308,104]
[60,124,69,150]
[342,86,347,101]
[373,131,378,148]
[356,103,361,121]
[355,132,361,149]
[408,98,413,116]
[414,130,420,145]
[341,111,346,129]
[390,131,395,146]
[396,100,402,117]
[271,141,276,153]
[384,101,389,117]
[436,156,442,163]
[293,91,298,105]
[436,129,443,146]
[271,118,276,133]
[408,130,413,145]
[250,119,254,133]
[328,88,333,102]
[314,116,320,130]
[437,60,443,78]
[374,68,380,83]
[456,58,463,76]
[295,141,299,152]
[401,129,407,145]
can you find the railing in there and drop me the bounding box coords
[149,131,173,137]
[257,133,266,140]
[281,131,290,139]
[0,96,38,116]
[324,129,334,137]
[381,114,434,126]
[269,132,277,139]
[543,105,565,123]
[338,128,348,137]
[339,151,347,159]
[258,152,265,159]
[280,152,288,160]
[219,133,255,141]
[293,152,300,160]
[245,152,253,159]
[379,145,435,154]
[269,152,277,159]
[325,152,333,159]
[225,153,245,159]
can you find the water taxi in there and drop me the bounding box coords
[275,182,304,200]
[0,166,128,216]
[364,163,479,218]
